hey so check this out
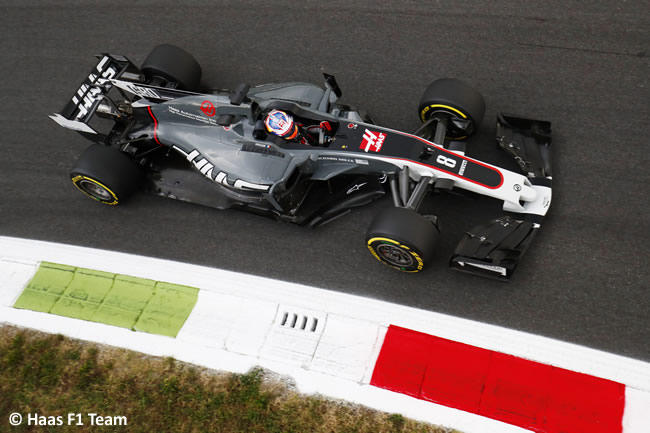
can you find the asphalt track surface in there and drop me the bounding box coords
[1,1,648,360]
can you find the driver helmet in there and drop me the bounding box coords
[264,109,299,140]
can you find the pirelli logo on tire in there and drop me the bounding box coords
[367,237,424,273]
[420,104,468,123]
[71,175,120,206]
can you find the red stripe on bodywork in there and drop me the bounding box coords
[147,106,161,145]
[385,156,504,189]
[370,325,625,433]
[385,129,504,189]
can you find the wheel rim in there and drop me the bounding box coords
[420,107,472,139]
[78,179,112,201]
[376,243,414,268]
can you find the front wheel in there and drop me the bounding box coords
[365,207,439,273]
[418,78,485,140]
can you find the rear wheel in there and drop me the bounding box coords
[365,207,439,273]
[141,44,202,91]
[70,144,142,205]
[418,78,485,139]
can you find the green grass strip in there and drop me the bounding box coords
[13,262,198,337]
[1,327,451,433]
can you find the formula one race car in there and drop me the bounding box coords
[49,45,552,281]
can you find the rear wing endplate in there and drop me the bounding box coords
[48,54,140,135]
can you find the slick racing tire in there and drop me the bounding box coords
[70,144,142,206]
[418,78,485,139]
[365,207,439,273]
[141,44,202,92]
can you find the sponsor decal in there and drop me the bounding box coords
[458,159,468,176]
[172,145,270,192]
[347,123,358,129]
[318,155,355,163]
[111,80,166,100]
[459,261,507,276]
[346,182,367,195]
[200,100,216,117]
[71,56,117,120]
[122,83,161,99]
[367,237,424,272]
[360,129,386,153]
[168,105,220,126]
[318,155,369,165]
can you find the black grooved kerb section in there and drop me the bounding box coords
[277,310,321,333]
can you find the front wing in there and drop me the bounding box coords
[450,113,552,280]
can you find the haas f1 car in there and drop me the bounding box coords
[49,45,552,281]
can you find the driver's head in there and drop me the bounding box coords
[264,110,298,140]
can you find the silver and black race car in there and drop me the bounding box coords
[49,44,552,281]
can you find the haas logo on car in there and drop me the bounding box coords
[172,145,271,192]
[200,100,216,117]
[123,83,161,99]
[360,129,386,153]
[71,56,117,120]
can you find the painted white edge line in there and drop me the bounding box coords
[623,388,650,433]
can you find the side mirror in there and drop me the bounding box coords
[323,73,342,99]
[229,83,251,106]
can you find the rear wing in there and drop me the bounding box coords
[48,54,141,136]
[49,53,204,139]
